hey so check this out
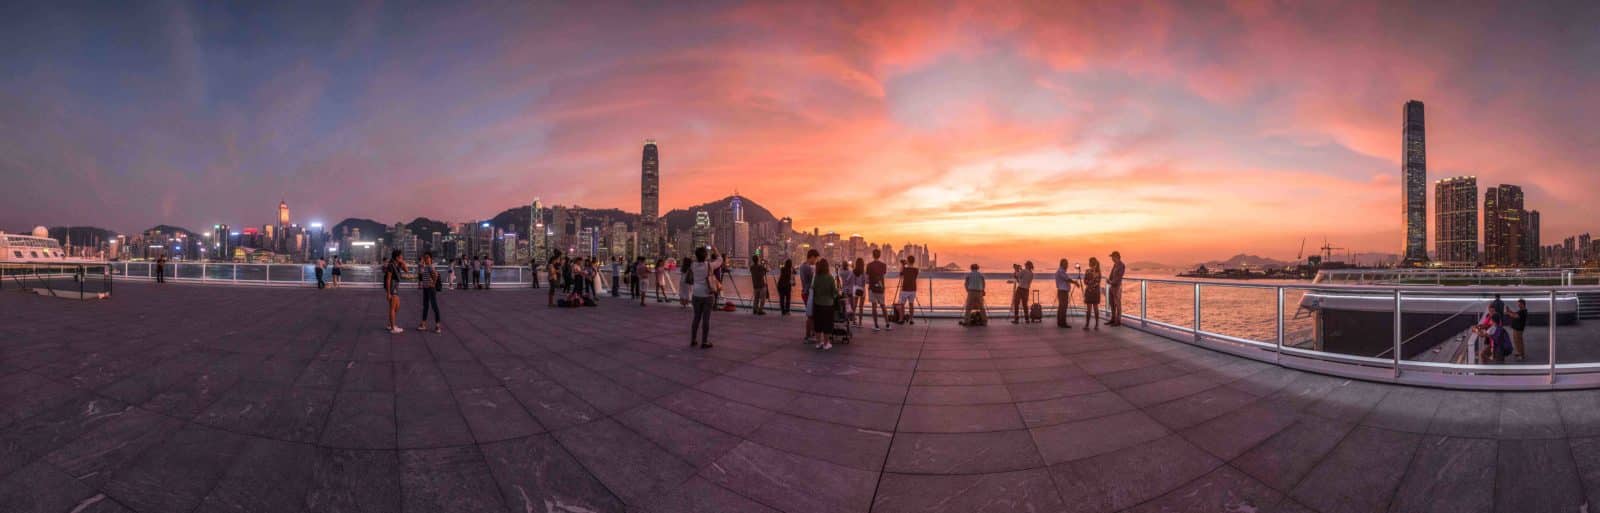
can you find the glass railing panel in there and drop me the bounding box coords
[1197,283,1276,344]
[1141,281,1196,329]
[236,265,266,281]
[176,263,204,279]
[203,264,230,280]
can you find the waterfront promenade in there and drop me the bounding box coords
[2,283,1598,512]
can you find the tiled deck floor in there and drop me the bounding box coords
[2,282,1598,513]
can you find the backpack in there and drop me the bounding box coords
[890,303,906,324]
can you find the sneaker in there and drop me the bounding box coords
[700,342,714,349]
[388,327,404,334]
[822,342,833,350]
[872,327,880,332]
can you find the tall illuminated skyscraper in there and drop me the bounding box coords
[1401,100,1428,265]
[640,139,661,259]
[1433,176,1477,265]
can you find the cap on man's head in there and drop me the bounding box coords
[1111,251,1121,258]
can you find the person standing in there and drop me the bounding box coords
[483,254,494,289]
[1107,251,1126,326]
[866,250,889,331]
[810,259,839,350]
[417,252,442,333]
[330,257,343,288]
[678,257,693,307]
[688,247,723,348]
[1083,257,1103,330]
[799,249,819,342]
[383,250,406,334]
[546,253,564,306]
[898,256,920,325]
[777,259,795,316]
[751,255,770,315]
[633,257,647,305]
[609,257,622,297]
[1011,261,1034,324]
[155,253,167,283]
[656,258,670,303]
[1509,298,1528,361]
[963,263,986,324]
[315,257,327,289]
[849,258,867,327]
[1054,258,1079,328]
[530,258,540,289]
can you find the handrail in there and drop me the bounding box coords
[86,260,1600,389]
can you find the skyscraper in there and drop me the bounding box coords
[1484,184,1525,267]
[639,139,661,259]
[529,199,546,262]
[1433,176,1477,265]
[1524,210,1541,266]
[1401,100,1428,265]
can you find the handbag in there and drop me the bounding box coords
[706,264,722,295]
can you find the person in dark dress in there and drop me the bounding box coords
[777,259,794,316]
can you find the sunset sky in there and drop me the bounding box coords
[2,1,1596,265]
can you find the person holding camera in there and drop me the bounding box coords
[687,247,723,349]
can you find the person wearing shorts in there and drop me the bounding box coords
[382,250,406,334]
[897,255,920,325]
[866,249,889,331]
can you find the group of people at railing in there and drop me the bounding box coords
[312,257,345,289]
[1473,294,1530,363]
[954,251,1127,331]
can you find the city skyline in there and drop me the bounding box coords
[3,1,1598,265]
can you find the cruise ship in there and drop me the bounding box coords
[0,229,103,264]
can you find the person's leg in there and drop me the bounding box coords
[1113,286,1126,326]
[699,297,713,347]
[419,290,431,329]
[1513,329,1525,359]
[388,295,399,330]
[1056,290,1067,327]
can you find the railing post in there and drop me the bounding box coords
[1140,279,1148,328]
[201,262,207,282]
[1393,290,1402,378]
[233,264,237,282]
[1551,289,1559,385]
[1276,286,1285,364]
[265,265,270,282]
[1192,282,1202,342]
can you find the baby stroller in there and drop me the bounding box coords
[830,292,853,344]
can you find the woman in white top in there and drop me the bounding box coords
[688,247,723,348]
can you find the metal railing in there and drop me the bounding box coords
[1,262,114,299]
[98,261,1600,389]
